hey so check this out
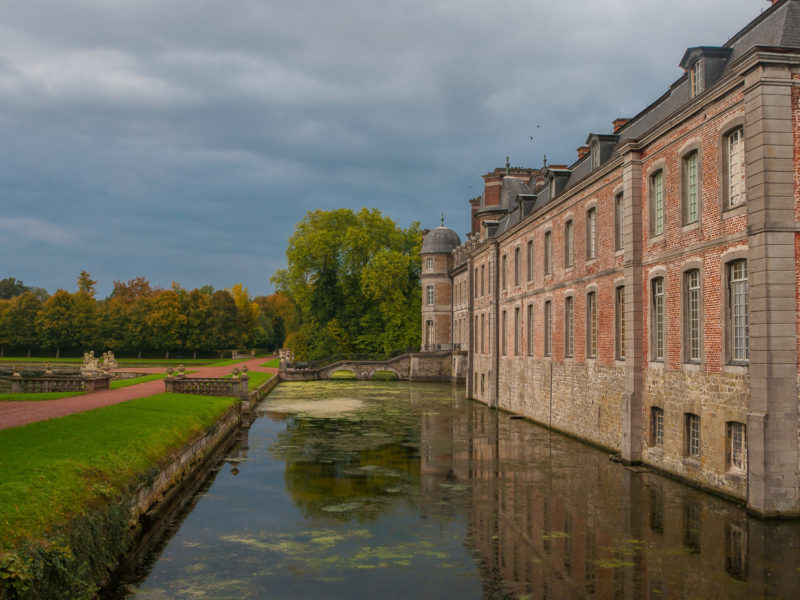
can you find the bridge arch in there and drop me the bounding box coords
[326,366,360,380]
[368,367,402,380]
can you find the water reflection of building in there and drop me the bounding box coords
[419,399,800,598]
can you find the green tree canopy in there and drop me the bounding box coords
[272,208,421,360]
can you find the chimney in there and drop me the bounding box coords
[577,146,590,160]
[612,118,629,133]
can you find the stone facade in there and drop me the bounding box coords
[420,0,800,516]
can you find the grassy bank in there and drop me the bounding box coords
[0,393,239,598]
[260,358,280,368]
[0,392,84,402]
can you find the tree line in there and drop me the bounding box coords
[0,274,297,358]
[272,208,422,361]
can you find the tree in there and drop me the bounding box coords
[230,284,262,349]
[0,292,42,356]
[77,271,97,296]
[255,292,299,350]
[184,288,212,359]
[207,290,238,356]
[0,278,29,300]
[35,290,75,358]
[146,290,187,359]
[271,208,421,360]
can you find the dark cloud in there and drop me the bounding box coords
[0,0,760,296]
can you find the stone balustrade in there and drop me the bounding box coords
[231,351,255,360]
[164,365,249,400]
[7,368,111,394]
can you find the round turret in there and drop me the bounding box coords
[421,226,461,254]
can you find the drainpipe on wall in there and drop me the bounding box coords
[490,239,500,409]
[466,253,474,399]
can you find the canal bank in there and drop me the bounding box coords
[0,377,280,600]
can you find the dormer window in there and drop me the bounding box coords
[591,143,600,169]
[690,60,703,98]
[549,177,556,198]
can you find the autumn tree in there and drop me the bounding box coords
[146,290,187,359]
[0,292,42,357]
[207,290,238,357]
[184,288,212,359]
[35,290,75,358]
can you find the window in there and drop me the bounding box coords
[501,310,507,355]
[689,60,703,98]
[726,127,746,207]
[726,421,746,472]
[650,407,664,446]
[527,240,534,281]
[425,320,434,347]
[685,413,700,458]
[615,286,625,359]
[481,313,486,354]
[651,170,665,236]
[591,142,600,169]
[474,315,479,353]
[586,291,597,358]
[527,304,534,355]
[729,259,749,363]
[544,301,552,356]
[586,208,597,260]
[683,151,699,224]
[426,285,434,306]
[685,269,701,362]
[501,255,507,290]
[651,277,665,361]
[549,177,557,198]
[481,265,485,296]
[544,231,552,274]
[564,296,574,358]
[426,257,433,270]
[514,247,520,286]
[614,192,624,251]
[514,307,520,356]
[565,220,574,267]
[474,268,478,298]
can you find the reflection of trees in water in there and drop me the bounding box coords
[269,413,421,520]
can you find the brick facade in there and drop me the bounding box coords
[421,0,800,516]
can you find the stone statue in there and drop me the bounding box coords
[81,351,99,375]
[100,351,118,371]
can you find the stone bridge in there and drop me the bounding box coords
[280,351,466,382]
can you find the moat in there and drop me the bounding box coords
[106,382,800,599]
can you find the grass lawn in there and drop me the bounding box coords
[0,357,83,364]
[109,373,168,390]
[0,393,238,552]
[259,358,280,368]
[223,371,273,388]
[0,392,85,402]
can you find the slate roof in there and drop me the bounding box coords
[492,0,800,238]
[422,226,461,254]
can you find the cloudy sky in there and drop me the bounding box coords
[0,0,763,297]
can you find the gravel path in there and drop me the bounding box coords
[0,358,278,431]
